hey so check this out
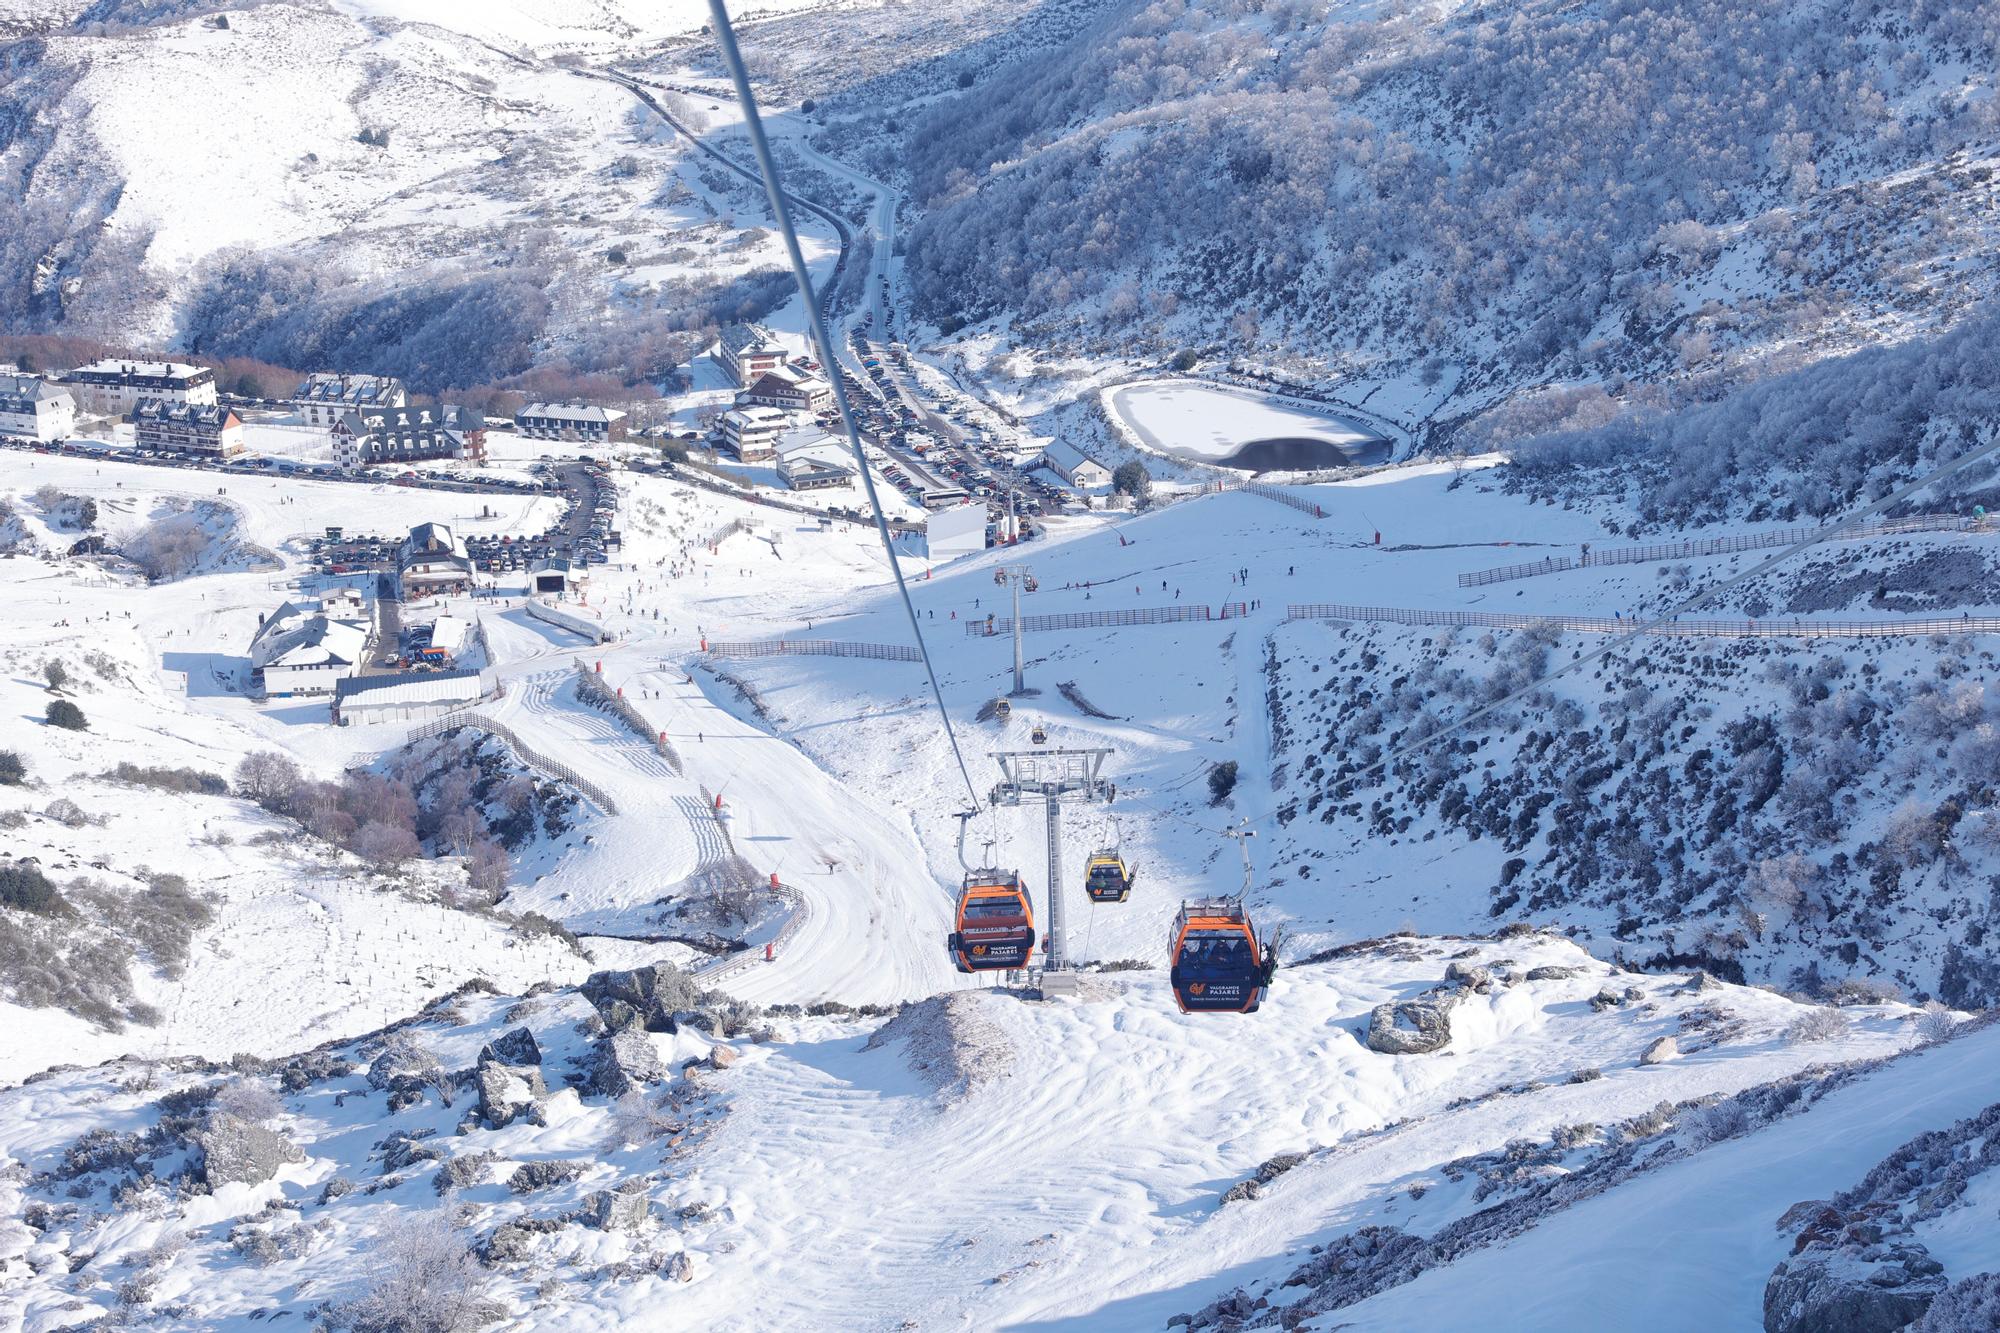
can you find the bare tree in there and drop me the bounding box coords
[338,1210,493,1333]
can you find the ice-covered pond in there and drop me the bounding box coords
[1107,381,1390,472]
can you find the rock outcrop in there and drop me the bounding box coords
[190,1114,303,1189]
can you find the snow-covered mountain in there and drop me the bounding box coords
[898,0,2000,442]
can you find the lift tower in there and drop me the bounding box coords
[991,564,1036,696]
[989,747,1114,993]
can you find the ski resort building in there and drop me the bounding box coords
[776,432,854,490]
[720,406,788,461]
[63,360,216,415]
[331,404,485,471]
[397,522,475,596]
[513,403,627,444]
[330,667,497,726]
[248,597,372,697]
[738,365,833,414]
[1040,440,1112,490]
[291,373,407,428]
[130,400,245,458]
[0,375,76,442]
[714,323,788,387]
[528,556,584,595]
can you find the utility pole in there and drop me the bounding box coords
[990,747,1114,995]
[993,564,1036,695]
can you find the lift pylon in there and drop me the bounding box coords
[989,747,1114,992]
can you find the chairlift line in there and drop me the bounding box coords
[706,0,984,816]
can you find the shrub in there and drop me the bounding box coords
[337,1210,494,1333]
[1112,460,1152,500]
[212,1078,285,1125]
[1785,1006,1850,1044]
[44,798,87,828]
[1914,1000,1960,1045]
[45,699,86,731]
[108,763,229,796]
[0,751,24,785]
[0,862,66,915]
[1171,349,1198,371]
[43,660,68,691]
[1207,760,1239,805]
[235,751,303,812]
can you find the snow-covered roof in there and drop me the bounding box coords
[0,375,71,410]
[250,602,369,670]
[294,373,404,406]
[718,323,782,356]
[1041,440,1108,478]
[131,400,240,430]
[776,428,844,459]
[66,359,211,386]
[725,406,790,428]
[333,668,489,706]
[519,403,627,425]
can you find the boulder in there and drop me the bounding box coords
[378,1129,446,1176]
[1444,962,1494,992]
[587,1030,667,1099]
[1220,1179,1262,1205]
[481,1217,564,1266]
[706,1044,739,1071]
[474,1056,547,1131]
[481,1027,542,1068]
[662,1251,695,1283]
[190,1114,303,1189]
[433,1150,498,1196]
[580,1180,652,1234]
[1641,1036,1680,1065]
[1590,988,1626,1012]
[581,965,704,1034]
[1364,991,1461,1055]
[1256,1152,1308,1184]
[1765,1244,1946,1333]
[1526,965,1582,981]
[508,1160,585,1194]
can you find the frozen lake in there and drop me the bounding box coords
[1108,380,1390,472]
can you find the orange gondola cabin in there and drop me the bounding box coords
[1168,899,1275,1013]
[948,870,1037,972]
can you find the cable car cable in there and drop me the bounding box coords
[1332,430,2000,802]
[706,0,985,816]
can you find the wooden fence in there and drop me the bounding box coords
[1287,603,2000,640]
[965,603,1251,635]
[1459,514,1997,587]
[703,639,921,661]
[573,662,683,774]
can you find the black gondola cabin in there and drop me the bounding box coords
[1168,900,1274,1013]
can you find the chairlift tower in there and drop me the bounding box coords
[989,747,1114,985]
[992,564,1036,696]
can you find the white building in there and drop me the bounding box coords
[292,372,407,427]
[528,556,584,595]
[1040,440,1113,490]
[398,521,476,596]
[0,375,76,442]
[249,598,372,697]
[720,406,789,461]
[63,360,216,416]
[331,668,497,726]
[714,323,788,388]
[738,365,833,414]
[131,400,245,458]
[926,502,990,559]
[775,431,853,491]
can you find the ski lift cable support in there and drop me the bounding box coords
[707,0,985,816]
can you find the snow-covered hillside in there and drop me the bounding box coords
[897,0,2000,445]
[0,0,841,388]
